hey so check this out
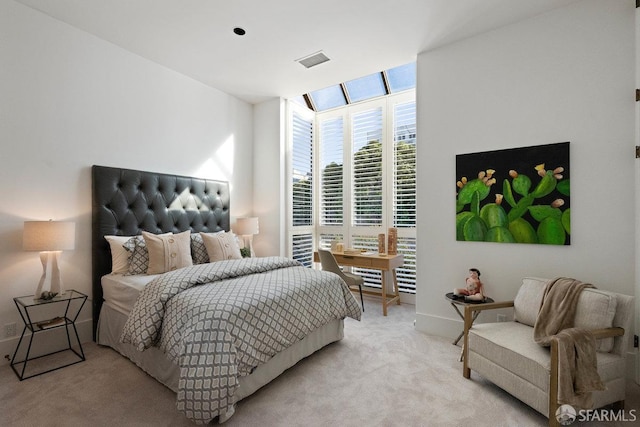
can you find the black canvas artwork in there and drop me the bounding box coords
[456,142,570,245]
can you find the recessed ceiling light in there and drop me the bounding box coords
[233,27,246,36]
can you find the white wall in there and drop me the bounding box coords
[0,1,254,358]
[415,0,636,364]
[252,98,286,257]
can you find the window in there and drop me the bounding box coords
[305,62,416,112]
[289,106,315,267]
[291,111,313,227]
[314,92,416,292]
[392,101,417,292]
[386,62,416,93]
[345,73,386,103]
[319,117,344,226]
[352,107,383,226]
[393,102,417,228]
[309,86,347,111]
[288,63,417,294]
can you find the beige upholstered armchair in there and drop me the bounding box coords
[461,277,634,427]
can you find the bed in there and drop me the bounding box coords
[91,165,361,424]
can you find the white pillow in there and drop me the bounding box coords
[142,230,193,274]
[201,231,242,262]
[104,235,132,274]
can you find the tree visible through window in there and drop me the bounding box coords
[320,117,343,226]
[394,101,417,228]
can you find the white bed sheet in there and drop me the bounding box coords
[101,273,160,315]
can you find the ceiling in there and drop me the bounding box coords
[15,0,579,104]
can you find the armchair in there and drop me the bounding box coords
[461,277,634,427]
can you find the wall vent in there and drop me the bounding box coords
[296,51,330,69]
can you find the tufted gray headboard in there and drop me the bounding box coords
[91,165,230,340]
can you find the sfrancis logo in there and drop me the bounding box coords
[555,404,637,425]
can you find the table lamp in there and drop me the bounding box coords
[234,217,259,257]
[23,220,75,299]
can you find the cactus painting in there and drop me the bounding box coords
[456,142,570,245]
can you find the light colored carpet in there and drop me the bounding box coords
[1,300,637,426]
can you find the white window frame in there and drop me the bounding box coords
[286,101,316,266]
[286,91,416,298]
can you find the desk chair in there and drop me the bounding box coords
[318,249,365,311]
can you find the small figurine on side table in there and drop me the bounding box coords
[453,268,484,301]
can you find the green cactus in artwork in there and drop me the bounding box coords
[456,169,496,213]
[455,170,498,241]
[508,217,538,243]
[456,163,570,245]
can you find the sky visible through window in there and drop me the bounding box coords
[299,62,415,112]
[345,73,386,103]
[386,63,416,92]
[310,85,346,111]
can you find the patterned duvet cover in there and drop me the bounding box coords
[120,256,361,423]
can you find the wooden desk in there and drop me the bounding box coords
[313,251,404,316]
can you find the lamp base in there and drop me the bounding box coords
[50,251,64,295]
[242,235,255,257]
[34,251,65,300]
[34,252,48,300]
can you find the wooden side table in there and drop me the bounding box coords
[445,292,494,361]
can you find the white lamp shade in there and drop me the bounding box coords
[23,221,76,251]
[235,217,259,236]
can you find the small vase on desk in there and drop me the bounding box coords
[378,233,386,254]
[387,228,398,255]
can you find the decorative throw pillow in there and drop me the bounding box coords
[190,231,224,264]
[574,288,617,352]
[201,231,242,262]
[143,230,193,274]
[104,235,132,274]
[123,233,172,275]
[123,235,149,275]
[513,277,547,327]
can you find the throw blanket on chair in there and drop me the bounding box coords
[533,277,605,409]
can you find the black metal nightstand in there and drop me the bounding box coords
[10,290,87,380]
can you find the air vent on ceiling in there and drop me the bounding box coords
[296,51,330,69]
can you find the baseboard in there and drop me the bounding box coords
[0,318,93,366]
[414,312,463,343]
